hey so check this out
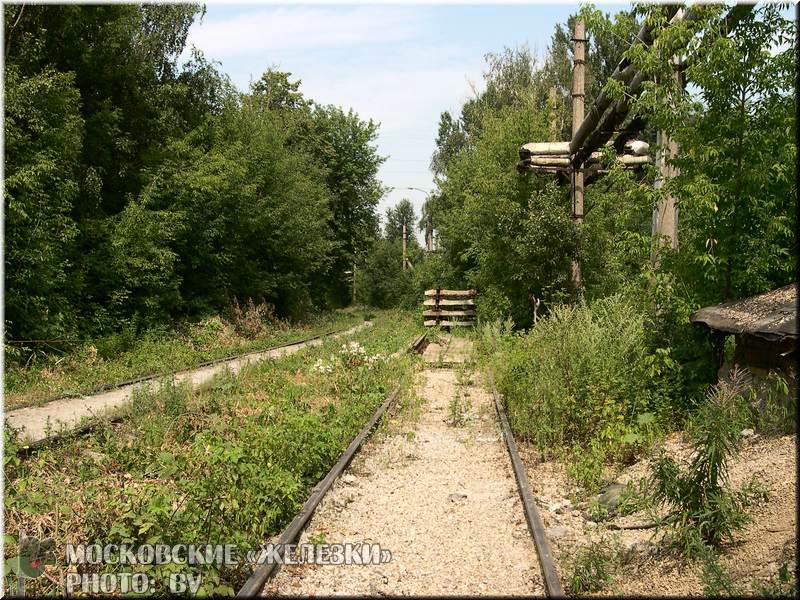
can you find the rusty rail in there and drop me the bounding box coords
[491,380,565,598]
[236,333,427,597]
[13,323,367,454]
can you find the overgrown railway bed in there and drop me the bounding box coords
[7,322,371,449]
[244,334,564,597]
[5,322,564,596]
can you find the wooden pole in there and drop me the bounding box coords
[352,261,356,304]
[651,56,682,263]
[571,18,586,291]
[402,223,408,271]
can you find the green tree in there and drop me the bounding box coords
[581,4,796,305]
[4,4,212,337]
[384,199,418,245]
[430,45,580,326]
[657,4,795,303]
[138,83,335,320]
[3,66,83,339]
[310,104,385,306]
[418,196,437,250]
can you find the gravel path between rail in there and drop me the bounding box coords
[5,322,370,444]
[264,337,545,596]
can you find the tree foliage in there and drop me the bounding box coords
[384,199,418,245]
[634,3,796,304]
[4,6,386,345]
[4,65,83,339]
[428,3,795,326]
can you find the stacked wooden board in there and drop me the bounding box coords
[423,289,477,328]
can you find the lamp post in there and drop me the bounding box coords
[397,186,430,195]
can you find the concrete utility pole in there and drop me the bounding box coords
[651,55,682,263]
[571,18,586,291]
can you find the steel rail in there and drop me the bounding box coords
[491,380,565,598]
[12,323,364,409]
[236,333,427,597]
[13,323,367,454]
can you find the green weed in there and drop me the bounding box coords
[642,368,753,555]
[700,550,796,597]
[754,562,796,597]
[480,295,672,493]
[3,310,421,595]
[565,536,624,595]
[746,370,796,436]
[5,309,361,409]
[448,365,473,426]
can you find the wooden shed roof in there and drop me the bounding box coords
[690,283,798,341]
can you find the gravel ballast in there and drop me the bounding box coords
[264,338,545,596]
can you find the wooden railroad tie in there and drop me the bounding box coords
[422,288,477,328]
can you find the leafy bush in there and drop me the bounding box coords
[488,294,673,491]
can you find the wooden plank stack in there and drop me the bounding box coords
[423,289,477,328]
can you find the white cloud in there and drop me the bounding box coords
[183,6,490,241]
[186,6,423,57]
[292,50,485,232]
[303,60,482,134]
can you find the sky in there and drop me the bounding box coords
[182,3,629,239]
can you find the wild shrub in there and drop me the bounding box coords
[490,294,673,491]
[643,368,754,555]
[229,297,282,338]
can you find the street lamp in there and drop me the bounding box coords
[393,186,431,195]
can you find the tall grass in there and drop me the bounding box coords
[4,306,364,409]
[4,310,421,595]
[479,295,675,491]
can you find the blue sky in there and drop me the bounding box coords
[183,3,628,238]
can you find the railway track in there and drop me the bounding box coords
[239,333,565,597]
[492,380,564,597]
[236,332,427,597]
[8,322,370,450]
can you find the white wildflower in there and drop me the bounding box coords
[313,359,334,374]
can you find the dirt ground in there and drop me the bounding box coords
[520,430,796,596]
[263,337,545,596]
[5,322,369,444]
